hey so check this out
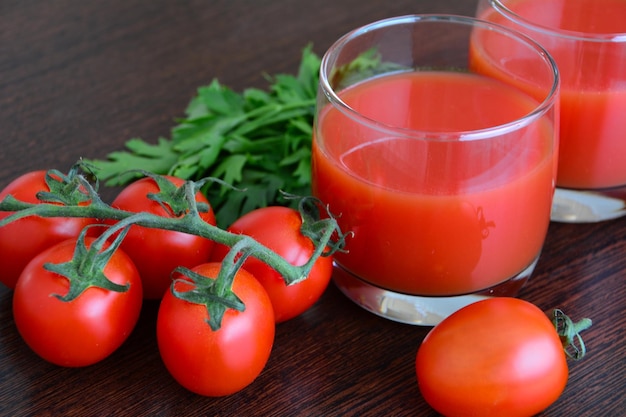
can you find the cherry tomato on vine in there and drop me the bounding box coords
[0,170,96,289]
[13,237,143,367]
[157,262,275,396]
[211,206,333,323]
[110,175,216,299]
[415,297,569,417]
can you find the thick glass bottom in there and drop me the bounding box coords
[332,256,538,326]
[551,186,626,223]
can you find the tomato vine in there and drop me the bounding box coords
[0,161,348,329]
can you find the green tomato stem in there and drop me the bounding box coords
[0,170,344,288]
[0,195,325,286]
[551,309,593,361]
[0,165,348,329]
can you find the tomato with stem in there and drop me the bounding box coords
[211,206,333,322]
[110,174,216,299]
[0,169,96,289]
[157,262,275,396]
[415,297,591,417]
[13,233,142,367]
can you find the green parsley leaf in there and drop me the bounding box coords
[86,44,385,227]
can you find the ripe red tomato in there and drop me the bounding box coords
[110,175,216,299]
[157,262,275,396]
[0,170,96,289]
[13,237,143,367]
[211,206,333,323]
[415,297,568,417]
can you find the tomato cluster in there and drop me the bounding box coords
[0,170,333,396]
[0,168,589,411]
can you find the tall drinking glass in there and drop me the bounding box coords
[312,15,560,325]
[477,0,626,222]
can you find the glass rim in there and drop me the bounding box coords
[319,14,560,142]
[491,0,626,42]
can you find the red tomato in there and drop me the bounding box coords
[13,237,143,367]
[211,206,333,323]
[0,170,96,289]
[157,262,275,396]
[415,297,568,417]
[110,175,216,299]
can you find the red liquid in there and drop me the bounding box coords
[478,0,626,189]
[312,72,556,296]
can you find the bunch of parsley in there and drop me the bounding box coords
[88,45,394,227]
[88,46,320,227]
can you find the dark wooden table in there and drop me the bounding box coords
[1,1,624,416]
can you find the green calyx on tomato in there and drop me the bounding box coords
[108,173,218,300]
[36,163,95,206]
[43,225,132,301]
[552,308,593,361]
[0,164,100,289]
[171,238,250,331]
[288,192,351,257]
[135,170,212,217]
[171,265,245,331]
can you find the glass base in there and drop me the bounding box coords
[332,257,538,326]
[551,186,626,223]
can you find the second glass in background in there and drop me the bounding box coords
[477,0,626,222]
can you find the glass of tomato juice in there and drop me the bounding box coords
[311,15,560,325]
[477,0,626,222]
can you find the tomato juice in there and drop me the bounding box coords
[477,0,626,189]
[312,71,556,296]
